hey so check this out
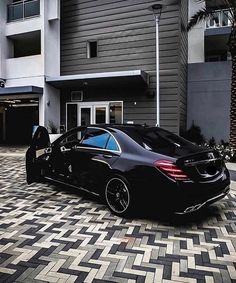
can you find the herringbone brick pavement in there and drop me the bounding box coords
[0,153,235,283]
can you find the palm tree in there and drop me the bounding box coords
[188,0,236,148]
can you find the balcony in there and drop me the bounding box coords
[7,0,40,23]
[6,55,44,81]
[206,9,231,29]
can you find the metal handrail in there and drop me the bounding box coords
[8,0,38,7]
[7,0,40,23]
[206,9,232,29]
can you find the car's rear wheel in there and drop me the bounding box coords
[105,176,132,216]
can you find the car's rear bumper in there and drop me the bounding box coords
[174,184,230,215]
[132,170,230,214]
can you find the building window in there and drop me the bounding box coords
[7,0,40,23]
[205,9,231,29]
[87,41,98,58]
[205,35,229,62]
[8,31,41,58]
[109,102,122,124]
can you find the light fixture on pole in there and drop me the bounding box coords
[148,3,163,127]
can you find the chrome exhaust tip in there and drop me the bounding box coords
[183,203,203,213]
[175,187,229,215]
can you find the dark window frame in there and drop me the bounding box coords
[80,127,121,152]
[87,41,98,58]
[80,128,110,149]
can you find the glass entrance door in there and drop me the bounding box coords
[95,106,109,124]
[67,101,122,130]
[67,104,78,131]
[79,107,92,126]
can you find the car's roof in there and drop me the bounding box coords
[67,124,155,132]
[89,124,154,132]
[63,124,153,138]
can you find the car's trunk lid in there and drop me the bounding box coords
[123,126,224,182]
[176,149,223,182]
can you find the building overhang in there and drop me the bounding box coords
[46,70,149,88]
[205,26,231,37]
[0,86,43,95]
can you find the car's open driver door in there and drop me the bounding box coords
[26,126,50,184]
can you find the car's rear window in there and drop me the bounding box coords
[142,128,190,148]
[124,127,197,156]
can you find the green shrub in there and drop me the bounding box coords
[48,120,58,134]
[181,123,235,162]
[181,122,205,144]
[202,141,235,162]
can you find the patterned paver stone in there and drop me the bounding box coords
[0,149,235,283]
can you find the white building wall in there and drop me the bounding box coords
[5,55,44,82]
[5,17,42,36]
[188,0,205,63]
[43,0,60,131]
[0,0,61,130]
[0,1,7,81]
[3,0,45,88]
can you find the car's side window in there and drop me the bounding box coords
[81,129,110,149]
[106,135,119,151]
[59,130,85,146]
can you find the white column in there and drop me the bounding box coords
[0,0,7,81]
[42,0,61,130]
[188,0,205,63]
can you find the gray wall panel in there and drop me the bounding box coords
[187,61,231,143]
[177,0,188,133]
[61,0,188,133]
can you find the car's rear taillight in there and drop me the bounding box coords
[154,160,189,181]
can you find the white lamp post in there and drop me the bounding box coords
[148,3,163,127]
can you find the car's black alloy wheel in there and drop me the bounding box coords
[105,177,131,216]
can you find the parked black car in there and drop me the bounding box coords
[26,124,230,216]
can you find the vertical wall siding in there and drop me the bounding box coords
[178,0,188,133]
[60,0,187,133]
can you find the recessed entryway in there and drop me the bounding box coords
[0,98,39,145]
[66,101,123,130]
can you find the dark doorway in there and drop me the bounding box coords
[5,106,39,145]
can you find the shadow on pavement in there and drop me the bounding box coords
[38,179,226,228]
[133,205,223,227]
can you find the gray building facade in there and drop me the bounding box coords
[188,61,231,143]
[187,0,231,143]
[46,0,188,134]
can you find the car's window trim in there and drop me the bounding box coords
[79,126,122,153]
[80,128,110,150]
[55,126,87,145]
[105,134,120,152]
[74,146,121,154]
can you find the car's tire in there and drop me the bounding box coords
[104,176,133,217]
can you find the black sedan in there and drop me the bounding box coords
[26,124,230,216]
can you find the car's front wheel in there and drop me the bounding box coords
[105,176,132,217]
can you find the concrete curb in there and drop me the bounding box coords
[230,180,236,191]
[226,162,236,171]
[0,153,25,157]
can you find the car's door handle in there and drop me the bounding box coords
[103,154,113,159]
[44,147,52,154]
[60,146,71,153]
